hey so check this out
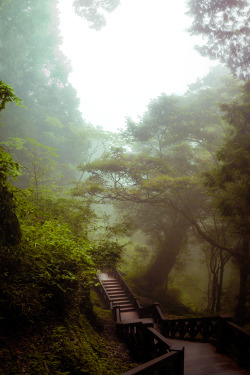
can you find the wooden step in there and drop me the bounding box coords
[102,280,119,283]
[106,290,126,295]
[120,306,136,312]
[111,296,131,302]
[112,301,132,306]
[113,302,134,308]
[104,285,123,290]
[107,290,126,294]
[102,282,120,286]
[105,285,124,291]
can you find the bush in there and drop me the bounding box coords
[0,218,95,333]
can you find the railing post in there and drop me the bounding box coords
[177,346,185,375]
[134,297,141,313]
[113,305,121,323]
[216,316,232,353]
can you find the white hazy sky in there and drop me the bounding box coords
[58,0,216,131]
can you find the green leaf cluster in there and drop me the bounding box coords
[0,80,23,112]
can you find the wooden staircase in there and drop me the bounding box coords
[97,270,250,375]
[101,277,136,313]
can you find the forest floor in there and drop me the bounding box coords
[99,316,140,369]
[91,290,140,372]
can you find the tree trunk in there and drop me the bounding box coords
[144,223,187,288]
[235,237,249,322]
[215,261,224,313]
[145,247,178,288]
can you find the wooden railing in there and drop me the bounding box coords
[139,303,164,325]
[139,303,250,371]
[112,269,142,311]
[161,316,222,343]
[122,351,184,375]
[97,270,250,372]
[217,320,250,370]
[114,305,184,374]
[116,318,154,361]
[95,278,113,310]
[139,303,224,342]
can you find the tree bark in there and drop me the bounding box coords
[144,223,187,288]
[235,237,249,322]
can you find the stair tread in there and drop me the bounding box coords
[98,273,137,314]
[104,284,122,287]
[107,291,126,295]
[107,290,125,293]
[113,301,133,305]
[111,297,130,301]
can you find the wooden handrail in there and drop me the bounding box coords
[146,327,171,350]
[115,309,184,374]
[112,305,121,322]
[122,350,184,375]
[112,269,142,311]
[139,303,164,325]
[140,302,250,371]
[95,276,113,310]
[217,320,250,370]
[97,270,249,373]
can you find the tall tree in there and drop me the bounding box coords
[75,69,248,317]
[0,83,22,245]
[204,82,250,320]
[0,0,92,184]
[187,0,250,80]
[73,0,120,30]
[125,203,189,289]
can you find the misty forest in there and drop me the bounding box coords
[0,0,249,374]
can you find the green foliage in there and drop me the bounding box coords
[75,67,248,318]
[0,146,21,244]
[0,139,131,374]
[0,313,132,375]
[0,80,23,112]
[73,0,120,30]
[90,240,124,269]
[0,145,21,183]
[187,0,250,80]
[203,81,250,320]
[0,0,94,185]
[1,137,59,192]
[0,218,94,328]
[204,82,250,236]
[28,194,96,238]
[126,274,193,315]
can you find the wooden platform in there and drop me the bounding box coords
[167,338,249,375]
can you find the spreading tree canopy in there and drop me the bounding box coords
[73,0,120,30]
[187,0,250,80]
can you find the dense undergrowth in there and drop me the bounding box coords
[0,209,133,374]
[0,149,132,374]
[0,297,134,375]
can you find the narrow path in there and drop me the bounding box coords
[167,338,249,375]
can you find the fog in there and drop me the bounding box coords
[0,2,249,372]
[58,0,216,131]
